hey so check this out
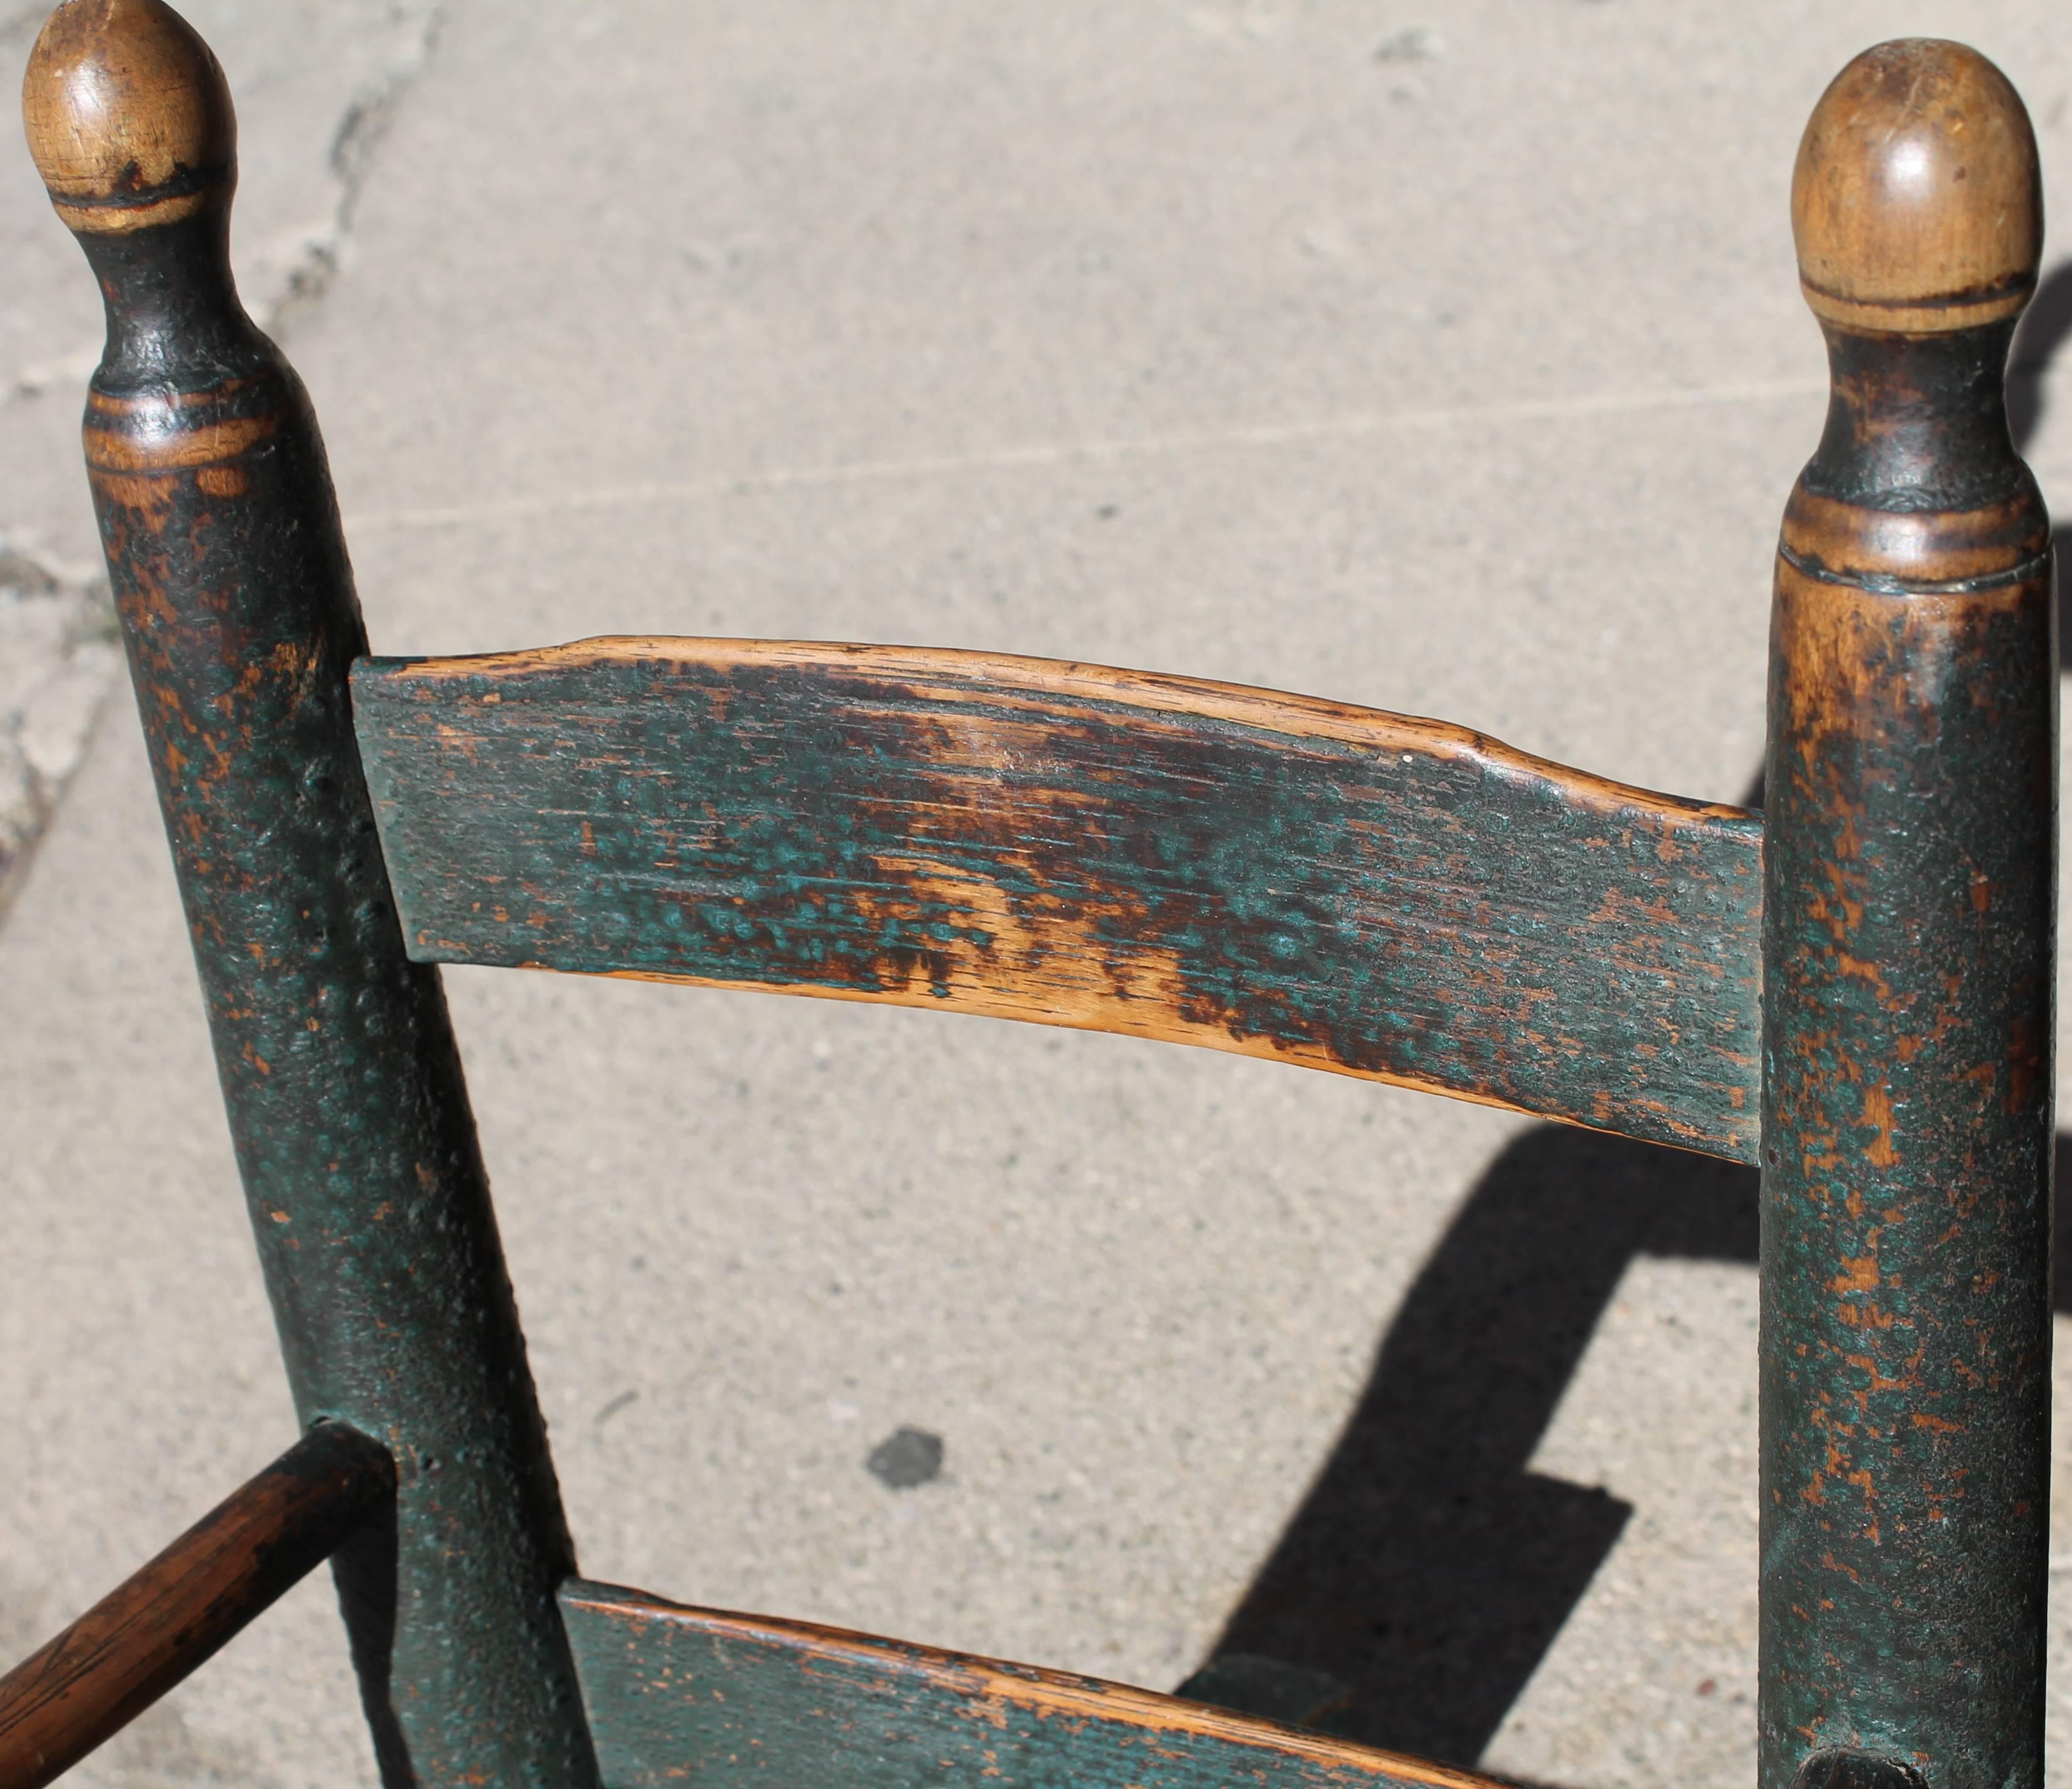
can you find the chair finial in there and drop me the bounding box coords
[21,0,234,236]
[1793,38,2039,334]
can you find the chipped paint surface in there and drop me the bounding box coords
[354,639,1766,1162]
[558,1579,1510,1789]
[70,185,599,1788]
[1759,315,2055,1789]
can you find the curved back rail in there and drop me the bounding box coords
[351,638,1766,1163]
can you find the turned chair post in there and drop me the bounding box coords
[1761,42,2055,1789]
[21,4,598,1784]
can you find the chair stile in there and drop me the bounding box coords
[1760,46,2055,1789]
[16,3,597,1783]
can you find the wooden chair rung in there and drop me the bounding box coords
[13,4,2058,1786]
[0,1423,393,1789]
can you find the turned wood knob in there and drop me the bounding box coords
[21,0,234,235]
[1780,39,2046,587]
[1794,38,2040,334]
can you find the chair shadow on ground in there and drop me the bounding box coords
[2007,257,2072,666]
[1200,1124,1757,1763]
[1189,275,2072,1762]
[1198,1124,2072,1770]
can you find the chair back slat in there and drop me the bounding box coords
[354,638,1765,1161]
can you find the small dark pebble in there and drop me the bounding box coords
[867,1426,945,1489]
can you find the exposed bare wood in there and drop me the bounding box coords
[0,1424,393,1789]
[21,0,235,234]
[354,637,1766,1161]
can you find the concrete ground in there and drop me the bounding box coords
[6,3,2072,1786]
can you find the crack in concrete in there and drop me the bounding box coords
[10,2,445,399]
[0,540,119,919]
[270,4,447,333]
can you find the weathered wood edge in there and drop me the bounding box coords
[361,636,1755,826]
[353,637,1766,1163]
[0,1424,393,1789]
[558,1577,1517,1789]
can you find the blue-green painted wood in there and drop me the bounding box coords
[352,639,1765,1162]
[558,1580,1506,1789]
[1759,42,2055,1789]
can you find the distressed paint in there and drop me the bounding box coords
[1759,41,2055,1789]
[558,1580,1512,1789]
[0,1423,393,1789]
[23,4,600,1785]
[354,639,1766,1162]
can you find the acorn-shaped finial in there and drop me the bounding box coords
[1793,39,2040,334]
[21,0,234,236]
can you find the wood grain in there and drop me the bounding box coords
[352,637,1764,1161]
[0,1424,393,1789]
[560,1579,1512,1789]
[21,0,236,235]
[1793,39,2041,334]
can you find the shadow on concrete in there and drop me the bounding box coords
[1202,1124,1757,1764]
[2007,258,2072,452]
[1193,1125,2070,1770]
[2008,258,2072,667]
[1181,266,2072,1770]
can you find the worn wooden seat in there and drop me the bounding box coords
[1,6,2054,1788]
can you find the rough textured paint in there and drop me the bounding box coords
[353,640,1766,1163]
[1759,218,2056,1789]
[0,1424,393,1789]
[557,1580,1512,1789]
[25,5,601,1784]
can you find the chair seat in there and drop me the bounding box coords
[560,1579,1481,1789]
